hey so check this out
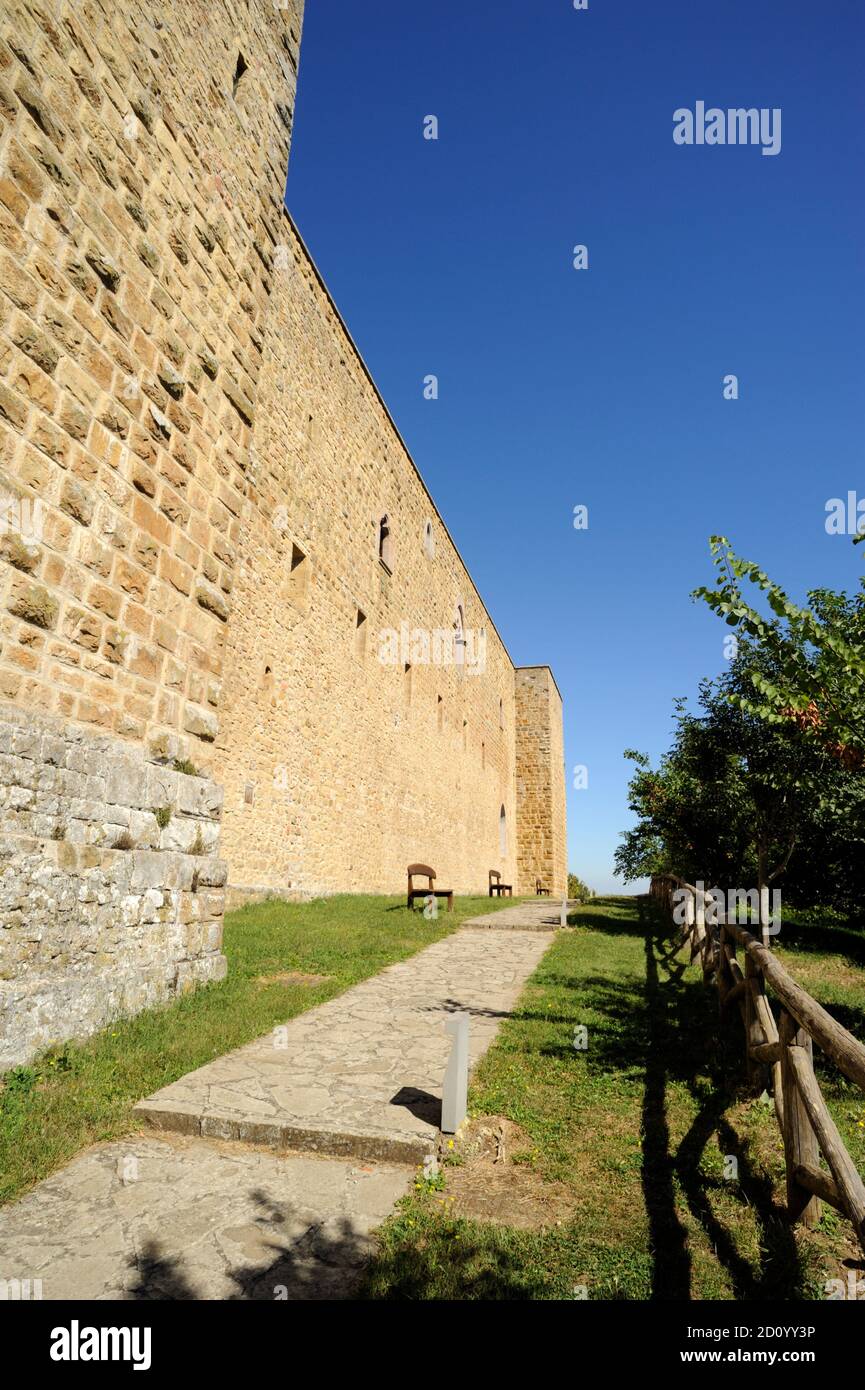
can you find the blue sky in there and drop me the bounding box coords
[286,0,865,894]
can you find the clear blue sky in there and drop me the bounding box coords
[286,0,865,894]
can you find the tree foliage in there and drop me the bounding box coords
[615,644,865,915]
[567,873,595,901]
[692,536,865,765]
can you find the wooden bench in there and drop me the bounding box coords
[535,878,551,897]
[489,869,513,897]
[407,863,453,913]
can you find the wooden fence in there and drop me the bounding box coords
[650,873,865,1255]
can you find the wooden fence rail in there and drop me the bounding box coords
[650,873,865,1255]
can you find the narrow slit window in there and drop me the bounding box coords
[354,608,367,660]
[378,514,393,573]
[288,543,310,606]
[233,53,248,98]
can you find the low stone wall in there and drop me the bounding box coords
[0,703,226,1070]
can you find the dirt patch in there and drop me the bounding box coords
[255,971,331,989]
[437,1116,575,1230]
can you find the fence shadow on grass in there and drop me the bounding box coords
[778,916,865,967]
[636,896,806,1301]
[541,898,808,1297]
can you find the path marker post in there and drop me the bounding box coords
[442,1011,469,1134]
[560,897,568,928]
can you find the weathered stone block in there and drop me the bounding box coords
[6,576,58,629]
[176,773,222,820]
[183,704,218,743]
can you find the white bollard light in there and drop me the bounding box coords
[441,1011,469,1134]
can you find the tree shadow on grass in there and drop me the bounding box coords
[779,916,865,967]
[810,1000,865,1044]
[569,897,646,939]
[125,1196,548,1302]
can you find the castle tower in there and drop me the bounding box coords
[515,666,567,896]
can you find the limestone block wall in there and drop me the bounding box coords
[0,0,304,1065]
[0,0,304,752]
[0,701,226,1071]
[217,217,521,898]
[515,667,567,896]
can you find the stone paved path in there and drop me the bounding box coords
[0,1135,410,1300]
[0,923,557,1299]
[461,898,569,931]
[135,928,552,1162]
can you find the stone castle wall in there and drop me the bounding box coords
[216,218,522,898]
[0,0,566,1068]
[0,0,304,1064]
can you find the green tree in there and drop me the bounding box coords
[567,873,594,901]
[615,645,863,919]
[692,535,865,765]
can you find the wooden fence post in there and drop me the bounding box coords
[745,955,771,1093]
[744,954,759,1089]
[718,923,727,1017]
[779,1009,822,1228]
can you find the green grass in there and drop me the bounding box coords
[360,895,865,1301]
[0,892,513,1205]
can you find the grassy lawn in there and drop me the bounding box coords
[360,895,865,1301]
[0,892,513,1205]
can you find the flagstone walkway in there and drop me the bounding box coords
[0,1134,411,1300]
[0,921,557,1298]
[135,927,552,1163]
[461,898,569,931]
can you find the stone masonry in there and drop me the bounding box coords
[217,219,559,900]
[0,699,227,1070]
[515,667,567,896]
[0,0,565,1067]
